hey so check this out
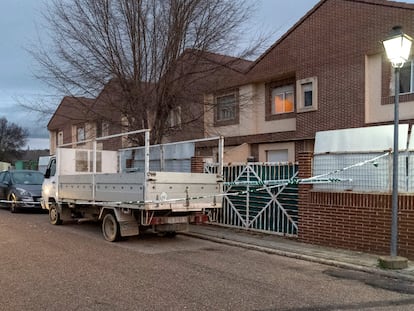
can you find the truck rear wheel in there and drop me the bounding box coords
[49,203,63,225]
[102,213,120,242]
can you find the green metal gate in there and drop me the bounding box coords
[206,162,299,236]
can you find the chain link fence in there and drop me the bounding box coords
[312,152,412,193]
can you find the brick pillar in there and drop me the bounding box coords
[191,156,204,173]
[298,152,313,179]
[298,152,313,239]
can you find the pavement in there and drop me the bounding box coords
[185,224,414,282]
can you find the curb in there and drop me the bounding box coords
[183,231,414,283]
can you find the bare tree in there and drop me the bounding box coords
[31,0,265,144]
[0,118,28,162]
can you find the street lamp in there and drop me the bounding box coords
[382,26,413,258]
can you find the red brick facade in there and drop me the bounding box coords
[298,151,414,259]
[210,0,414,162]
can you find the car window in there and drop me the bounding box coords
[3,172,11,184]
[0,172,5,183]
[11,171,44,185]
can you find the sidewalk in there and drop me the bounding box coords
[185,224,414,282]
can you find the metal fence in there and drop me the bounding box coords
[118,136,223,173]
[206,162,299,236]
[120,142,195,172]
[312,152,413,193]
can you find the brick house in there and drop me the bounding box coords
[47,50,251,154]
[204,0,414,163]
[202,0,414,258]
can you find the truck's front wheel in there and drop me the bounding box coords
[102,213,120,242]
[49,203,63,225]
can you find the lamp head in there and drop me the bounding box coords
[382,26,413,68]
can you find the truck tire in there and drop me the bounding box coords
[49,203,63,225]
[102,213,120,242]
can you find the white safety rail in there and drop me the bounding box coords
[118,136,224,174]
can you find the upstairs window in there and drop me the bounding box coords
[399,60,414,94]
[216,93,236,121]
[96,120,109,138]
[57,131,63,146]
[214,90,239,126]
[271,85,294,114]
[77,125,85,142]
[168,106,181,128]
[297,77,318,112]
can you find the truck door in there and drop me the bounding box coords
[42,157,57,209]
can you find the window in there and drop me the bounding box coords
[399,60,413,94]
[57,131,63,146]
[77,125,85,142]
[297,77,318,112]
[216,93,236,121]
[0,171,6,183]
[49,158,56,177]
[267,149,288,162]
[96,120,109,138]
[303,83,313,107]
[168,106,181,128]
[3,172,11,184]
[271,85,294,114]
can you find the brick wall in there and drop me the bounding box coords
[213,0,414,162]
[191,156,205,173]
[298,151,414,259]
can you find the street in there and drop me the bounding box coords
[0,209,414,311]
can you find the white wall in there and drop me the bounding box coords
[365,54,414,123]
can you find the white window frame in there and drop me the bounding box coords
[296,77,318,112]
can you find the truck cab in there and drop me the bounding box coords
[41,156,56,210]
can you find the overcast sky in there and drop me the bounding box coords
[0,0,412,149]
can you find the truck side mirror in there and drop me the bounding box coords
[44,168,50,179]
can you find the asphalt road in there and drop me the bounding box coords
[1,208,414,311]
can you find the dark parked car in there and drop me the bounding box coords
[0,170,44,213]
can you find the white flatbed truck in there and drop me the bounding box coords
[41,130,223,241]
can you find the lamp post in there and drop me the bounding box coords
[382,26,413,257]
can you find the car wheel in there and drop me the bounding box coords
[49,202,63,225]
[102,213,120,242]
[9,193,18,213]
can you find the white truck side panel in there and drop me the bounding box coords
[59,173,146,203]
[145,171,221,210]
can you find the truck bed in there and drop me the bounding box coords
[58,171,221,211]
